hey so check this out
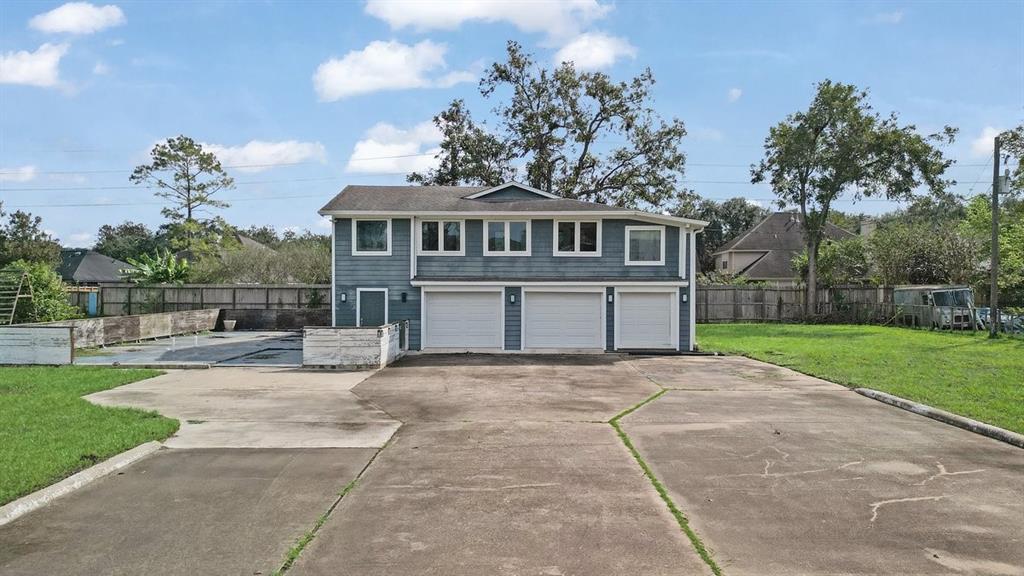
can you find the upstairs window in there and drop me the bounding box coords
[352,219,390,256]
[419,220,463,255]
[484,220,530,256]
[625,226,665,266]
[554,220,600,256]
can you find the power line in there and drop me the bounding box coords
[0,175,340,193]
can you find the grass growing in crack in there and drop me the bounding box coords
[610,392,724,576]
[272,479,360,576]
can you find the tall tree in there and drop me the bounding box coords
[94,221,163,262]
[751,80,956,314]
[411,41,688,210]
[408,100,515,187]
[130,135,234,252]
[0,203,61,267]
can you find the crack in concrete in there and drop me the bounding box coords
[914,462,985,486]
[869,496,947,523]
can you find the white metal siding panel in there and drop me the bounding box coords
[618,292,674,349]
[424,291,502,349]
[524,292,603,349]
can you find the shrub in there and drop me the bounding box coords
[2,260,82,323]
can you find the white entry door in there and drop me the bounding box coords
[616,291,678,349]
[523,291,604,350]
[423,290,503,350]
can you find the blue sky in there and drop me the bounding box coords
[1,0,1021,247]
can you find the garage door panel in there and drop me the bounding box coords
[618,292,675,349]
[524,292,603,349]
[425,292,502,349]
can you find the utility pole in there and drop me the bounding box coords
[989,136,1001,338]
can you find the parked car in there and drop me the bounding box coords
[976,307,1024,334]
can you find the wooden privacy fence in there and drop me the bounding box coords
[68,284,330,317]
[696,285,893,323]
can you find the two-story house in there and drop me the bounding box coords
[319,182,707,353]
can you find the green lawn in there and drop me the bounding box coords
[698,324,1024,435]
[0,366,179,505]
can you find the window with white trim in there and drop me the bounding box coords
[553,220,600,256]
[352,219,391,256]
[625,225,665,265]
[419,220,463,255]
[484,220,530,255]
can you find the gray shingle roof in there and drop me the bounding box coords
[319,185,635,214]
[714,212,855,254]
[59,249,132,284]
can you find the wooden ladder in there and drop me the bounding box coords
[0,270,33,325]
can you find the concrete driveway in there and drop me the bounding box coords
[0,367,398,576]
[1,355,1021,576]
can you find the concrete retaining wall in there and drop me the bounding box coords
[222,309,331,331]
[0,326,74,365]
[303,322,407,369]
[32,309,220,349]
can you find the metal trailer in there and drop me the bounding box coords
[892,285,981,330]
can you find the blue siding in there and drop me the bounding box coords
[417,219,680,279]
[334,218,421,350]
[334,215,699,353]
[505,287,521,350]
[680,231,693,351]
[478,187,548,201]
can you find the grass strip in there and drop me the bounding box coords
[610,391,724,576]
[272,479,360,576]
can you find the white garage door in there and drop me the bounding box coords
[523,291,603,350]
[424,291,502,349]
[617,291,676,349]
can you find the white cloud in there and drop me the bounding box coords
[30,2,125,35]
[554,32,636,70]
[868,11,904,25]
[365,0,611,41]
[345,121,442,174]
[315,216,333,230]
[92,61,110,75]
[0,43,69,87]
[0,165,37,182]
[313,40,471,101]
[67,232,96,246]
[970,126,1003,158]
[204,140,327,172]
[727,87,742,103]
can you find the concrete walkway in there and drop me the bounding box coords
[0,367,398,576]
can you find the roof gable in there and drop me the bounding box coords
[714,212,855,254]
[463,182,559,201]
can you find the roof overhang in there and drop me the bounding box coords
[412,279,689,287]
[318,209,708,230]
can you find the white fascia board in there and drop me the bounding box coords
[319,209,708,229]
[411,280,688,287]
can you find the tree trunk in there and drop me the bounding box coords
[805,239,819,317]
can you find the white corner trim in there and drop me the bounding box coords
[330,216,337,326]
[351,218,392,256]
[355,287,389,327]
[624,225,666,266]
[416,219,466,256]
[482,219,532,256]
[552,219,602,257]
[464,181,560,200]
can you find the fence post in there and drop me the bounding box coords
[732,288,740,322]
[759,288,767,323]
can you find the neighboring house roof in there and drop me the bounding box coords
[319,182,708,229]
[235,233,274,251]
[713,212,856,279]
[58,249,132,284]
